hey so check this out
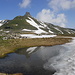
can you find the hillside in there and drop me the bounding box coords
[0,12,74,58]
[0,12,75,36]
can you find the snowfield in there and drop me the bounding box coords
[26,17,54,34]
[20,34,57,38]
[0,20,6,26]
[45,37,75,75]
[26,17,47,34]
[0,23,3,26]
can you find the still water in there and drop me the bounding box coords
[0,45,68,75]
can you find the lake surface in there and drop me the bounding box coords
[0,45,68,75]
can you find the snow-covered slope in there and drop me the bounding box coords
[26,17,47,34]
[0,20,7,26]
[0,12,75,35]
[0,20,4,26]
[22,16,75,35]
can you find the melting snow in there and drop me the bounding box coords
[0,20,6,22]
[26,17,47,34]
[22,28,47,34]
[0,20,6,26]
[33,29,47,34]
[40,21,47,28]
[0,23,3,26]
[65,30,75,34]
[65,30,72,34]
[20,34,57,38]
[49,30,54,33]
[54,27,64,34]
[4,31,10,33]
[26,17,39,29]
[22,29,32,31]
[47,37,75,75]
[46,27,54,33]
[67,31,71,34]
[70,30,75,34]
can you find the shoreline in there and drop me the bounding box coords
[0,37,72,58]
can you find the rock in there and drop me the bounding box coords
[24,12,31,16]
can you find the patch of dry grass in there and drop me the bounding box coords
[0,37,72,57]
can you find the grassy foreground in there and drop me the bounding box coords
[0,37,72,57]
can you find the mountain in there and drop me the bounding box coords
[0,12,75,36]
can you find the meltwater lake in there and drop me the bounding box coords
[0,44,70,75]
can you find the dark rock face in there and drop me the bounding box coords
[24,12,31,16]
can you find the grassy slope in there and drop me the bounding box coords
[0,16,37,31]
[0,36,72,57]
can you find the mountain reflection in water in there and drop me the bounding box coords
[0,46,67,75]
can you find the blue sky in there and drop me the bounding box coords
[0,0,75,28]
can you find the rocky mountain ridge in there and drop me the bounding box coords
[0,12,75,36]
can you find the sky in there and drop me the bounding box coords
[0,0,75,29]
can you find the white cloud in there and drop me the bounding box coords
[48,0,75,11]
[36,9,67,27]
[19,0,31,8]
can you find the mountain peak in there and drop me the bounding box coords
[24,12,31,16]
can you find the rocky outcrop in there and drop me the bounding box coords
[24,12,31,16]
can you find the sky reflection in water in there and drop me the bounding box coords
[0,45,67,75]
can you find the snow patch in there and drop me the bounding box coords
[46,27,54,33]
[22,28,47,34]
[0,20,7,26]
[65,30,75,34]
[49,30,54,33]
[70,30,75,34]
[15,24,18,26]
[20,34,57,38]
[66,30,71,34]
[33,29,47,34]
[54,27,64,34]
[0,20,6,22]
[26,17,39,29]
[26,17,47,34]
[0,23,3,26]
[4,31,10,33]
[40,21,47,28]
[22,29,32,31]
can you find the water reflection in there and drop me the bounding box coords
[0,45,67,75]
